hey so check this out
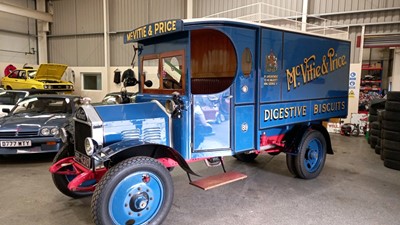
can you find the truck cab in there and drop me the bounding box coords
[50,19,350,225]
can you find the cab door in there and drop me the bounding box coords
[232,27,258,153]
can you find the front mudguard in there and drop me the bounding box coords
[94,139,198,176]
[49,156,107,192]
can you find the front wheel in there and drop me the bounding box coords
[91,156,174,225]
[293,130,327,179]
[51,144,94,198]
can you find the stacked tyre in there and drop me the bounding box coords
[368,99,386,152]
[381,92,400,170]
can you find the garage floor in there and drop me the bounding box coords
[0,133,399,225]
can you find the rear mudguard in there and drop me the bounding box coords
[283,123,333,155]
[94,139,198,176]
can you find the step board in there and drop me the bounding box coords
[190,171,247,190]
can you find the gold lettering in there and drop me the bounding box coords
[159,22,164,33]
[286,67,297,91]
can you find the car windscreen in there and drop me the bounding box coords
[12,97,72,114]
[0,91,26,105]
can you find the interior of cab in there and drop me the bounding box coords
[190,29,237,94]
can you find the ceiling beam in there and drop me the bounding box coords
[0,2,53,22]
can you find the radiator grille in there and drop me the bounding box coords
[74,121,92,155]
[0,131,38,137]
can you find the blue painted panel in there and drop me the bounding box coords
[259,97,348,129]
[234,105,255,152]
[232,28,257,105]
[94,103,169,146]
[259,28,283,103]
[282,32,350,101]
[135,94,191,160]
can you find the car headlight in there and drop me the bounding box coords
[40,127,50,136]
[85,137,98,156]
[41,127,59,136]
[44,85,48,89]
[51,127,59,136]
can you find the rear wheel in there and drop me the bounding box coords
[6,86,12,90]
[234,152,258,162]
[293,130,327,179]
[286,154,298,177]
[92,157,173,225]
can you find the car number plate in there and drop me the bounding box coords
[0,140,31,147]
[74,151,91,169]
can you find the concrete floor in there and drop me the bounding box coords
[0,133,399,225]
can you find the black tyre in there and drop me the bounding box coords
[6,86,12,90]
[369,115,378,122]
[382,120,400,132]
[370,121,380,130]
[382,139,400,151]
[234,152,258,162]
[369,107,378,115]
[383,111,400,121]
[374,145,381,155]
[370,129,381,137]
[286,154,298,177]
[369,135,378,143]
[51,144,93,198]
[384,158,400,171]
[383,149,400,161]
[293,130,327,179]
[387,91,400,102]
[377,110,384,122]
[92,156,173,225]
[385,101,400,112]
[382,130,400,142]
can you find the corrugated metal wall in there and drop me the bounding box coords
[48,0,184,67]
[0,0,37,64]
[48,0,104,66]
[307,0,400,63]
[108,0,184,66]
[46,0,399,66]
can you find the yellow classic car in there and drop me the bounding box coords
[1,64,74,92]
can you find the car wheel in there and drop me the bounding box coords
[92,156,173,225]
[234,152,258,162]
[286,154,299,177]
[51,144,94,198]
[6,86,12,90]
[293,130,327,179]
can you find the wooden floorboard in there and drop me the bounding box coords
[190,171,247,190]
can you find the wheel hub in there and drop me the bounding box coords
[130,192,149,212]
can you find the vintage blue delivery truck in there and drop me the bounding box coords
[50,18,350,225]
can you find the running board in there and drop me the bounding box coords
[190,171,247,190]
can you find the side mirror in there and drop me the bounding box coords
[2,108,10,114]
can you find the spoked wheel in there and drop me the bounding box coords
[91,156,173,225]
[51,144,94,198]
[292,130,327,179]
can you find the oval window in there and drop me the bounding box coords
[241,48,252,77]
